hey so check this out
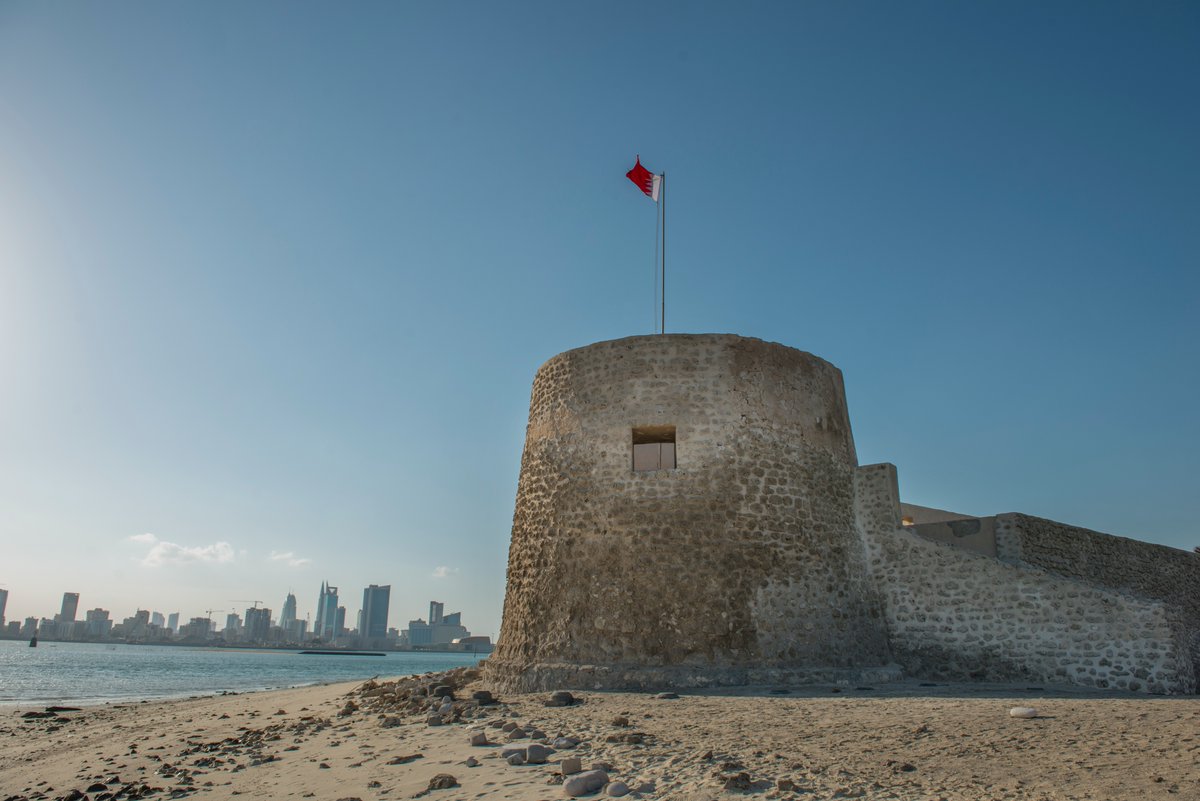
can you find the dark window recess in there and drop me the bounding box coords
[632,425,676,471]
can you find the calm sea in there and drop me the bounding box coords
[0,640,482,706]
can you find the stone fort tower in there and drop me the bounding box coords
[487,334,896,690]
[488,333,1200,694]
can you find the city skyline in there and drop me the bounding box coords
[0,583,486,642]
[1,4,1196,635]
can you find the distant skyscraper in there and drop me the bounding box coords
[244,607,271,642]
[429,601,444,625]
[167,612,180,633]
[280,592,297,630]
[315,582,339,640]
[334,606,346,637]
[60,592,80,623]
[225,612,242,633]
[150,611,165,628]
[0,588,8,624]
[361,585,390,641]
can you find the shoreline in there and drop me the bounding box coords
[2,670,1196,801]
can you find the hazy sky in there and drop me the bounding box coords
[1,3,1197,635]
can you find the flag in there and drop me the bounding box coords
[626,156,661,202]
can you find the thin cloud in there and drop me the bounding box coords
[129,533,236,567]
[432,565,458,579]
[269,551,312,568]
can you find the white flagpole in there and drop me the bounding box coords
[660,171,666,335]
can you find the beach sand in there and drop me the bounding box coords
[2,669,1197,801]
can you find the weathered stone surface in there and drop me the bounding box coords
[560,756,583,775]
[488,335,892,692]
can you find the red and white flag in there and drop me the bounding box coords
[626,156,661,202]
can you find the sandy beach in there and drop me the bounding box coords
[2,669,1197,801]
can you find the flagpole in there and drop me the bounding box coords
[660,171,666,335]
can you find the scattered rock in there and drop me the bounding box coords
[381,716,403,728]
[611,716,629,727]
[526,743,552,764]
[425,715,444,726]
[433,685,455,699]
[553,737,580,749]
[529,728,547,740]
[387,754,423,765]
[723,772,753,791]
[886,760,916,773]
[465,756,480,767]
[1009,707,1039,719]
[605,780,630,797]
[563,769,608,797]
[777,779,797,792]
[545,691,576,707]
[427,774,457,790]
[561,757,583,776]
[507,752,526,766]
[469,731,489,746]
[471,690,495,705]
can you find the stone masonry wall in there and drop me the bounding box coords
[488,335,893,692]
[855,464,1193,693]
[995,513,1200,689]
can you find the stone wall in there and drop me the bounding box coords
[487,335,894,692]
[995,513,1200,687]
[855,464,1194,693]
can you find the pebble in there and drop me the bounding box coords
[469,732,489,746]
[526,743,552,764]
[605,780,630,797]
[563,769,608,797]
[465,757,480,768]
[553,737,580,749]
[1009,707,1039,719]
[507,752,526,766]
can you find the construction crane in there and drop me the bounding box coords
[204,608,224,622]
[232,600,264,609]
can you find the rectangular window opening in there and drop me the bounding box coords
[632,425,676,471]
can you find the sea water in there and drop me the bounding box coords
[0,640,482,705]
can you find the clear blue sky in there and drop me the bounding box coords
[1,2,1197,634]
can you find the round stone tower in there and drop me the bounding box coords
[486,334,894,691]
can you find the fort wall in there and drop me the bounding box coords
[856,465,1195,693]
[489,334,1197,694]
